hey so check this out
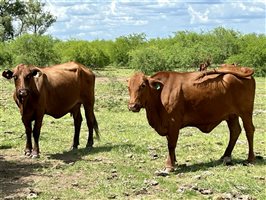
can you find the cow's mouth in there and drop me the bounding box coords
[18,96,27,104]
[128,103,142,112]
[17,89,30,103]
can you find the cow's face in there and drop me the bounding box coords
[2,64,42,103]
[128,72,163,112]
[128,73,148,112]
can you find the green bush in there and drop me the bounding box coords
[54,40,110,68]
[9,34,60,66]
[0,42,12,68]
[226,34,266,76]
[164,42,212,70]
[111,33,146,66]
[129,46,168,74]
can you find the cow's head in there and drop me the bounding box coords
[127,72,163,112]
[2,64,42,103]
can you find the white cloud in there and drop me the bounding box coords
[43,0,266,40]
[188,5,209,24]
[110,0,117,15]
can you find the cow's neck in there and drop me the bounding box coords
[144,94,168,136]
[16,96,36,117]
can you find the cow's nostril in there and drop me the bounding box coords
[128,103,141,112]
[18,89,29,97]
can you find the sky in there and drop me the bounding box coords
[44,0,266,41]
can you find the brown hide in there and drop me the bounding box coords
[128,66,256,171]
[2,62,99,157]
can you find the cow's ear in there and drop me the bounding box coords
[148,78,164,91]
[31,68,42,78]
[2,70,13,79]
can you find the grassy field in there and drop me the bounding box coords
[0,66,265,200]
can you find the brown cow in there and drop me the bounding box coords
[128,66,256,173]
[2,61,99,158]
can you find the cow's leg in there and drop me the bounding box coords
[221,115,241,164]
[23,120,32,156]
[32,117,43,158]
[71,104,82,149]
[241,113,255,163]
[165,132,179,172]
[84,103,95,149]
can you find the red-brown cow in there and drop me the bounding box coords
[128,66,256,173]
[2,62,99,158]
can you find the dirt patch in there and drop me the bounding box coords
[96,76,127,83]
[0,150,51,199]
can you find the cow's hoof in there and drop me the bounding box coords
[86,146,93,151]
[25,151,31,157]
[221,156,233,166]
[155,167,174,176]
[31,154,40,159]
[70,146,78,151]
[243,160,254,166]
[31,152,39,159]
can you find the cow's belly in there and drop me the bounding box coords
[183,110,234,133]
[192,121,223,133]
[45,98,81,119]
[46,109,73,119]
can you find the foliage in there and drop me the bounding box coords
[0,0,56,41]
[209,27,240,63]
[54,40,110,68]
[0,42,12,67]
[9,34,60,66]
[129,27,265,75]
[111,33,146,66]
[19,0,56,35]
[226,34,266,76]
[0,27,265,75]
[0,0,26,41]
[129,46,168,74]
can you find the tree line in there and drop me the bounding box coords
[0,1,265,76]
[1,28,265,76]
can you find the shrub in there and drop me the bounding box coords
[226,34,266,76]
[0,42,12,68]
[54,40,110,68]
[9,34,60,66]
[129,46,168,74]
[111,33,146,66]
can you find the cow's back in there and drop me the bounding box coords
[39,62,95,118]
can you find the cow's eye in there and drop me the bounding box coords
[140,83,146,88]
[13,75,18,80]
[25,74,32,80]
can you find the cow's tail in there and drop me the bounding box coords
[93,113,100,140]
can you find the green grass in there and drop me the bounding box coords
[0,70,265,200]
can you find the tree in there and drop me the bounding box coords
[111,33,146,66]
[0,0,56,41]
[0,0,25,41]
[19,0,56,35]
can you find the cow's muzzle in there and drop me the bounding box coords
[128,103,142,112]
[17,89,30,103]
[17,89,30,98]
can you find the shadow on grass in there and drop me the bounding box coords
[175,156,265,174]
[0,145,12,150]
[0,155,51,199]
[47,143,134,163]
